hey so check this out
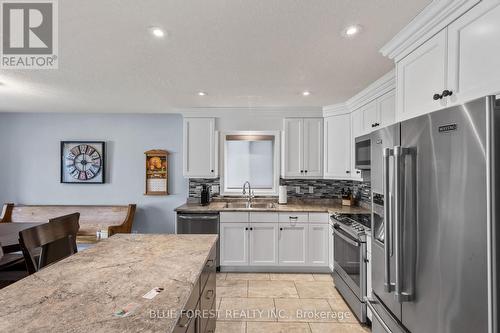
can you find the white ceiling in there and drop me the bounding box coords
[0,0,431,113]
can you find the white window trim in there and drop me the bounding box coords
[220,130,280,196]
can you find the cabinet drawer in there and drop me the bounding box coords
[249,212,279,223]
[308,213,329,223]
[200,245,217,290]
[279,212,309,223]
[174,278,200,333]
[220,212,249,223]
[200,272,216,333]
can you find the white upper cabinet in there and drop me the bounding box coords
[361,100,378,133]
[396,30,448,121]
[283,118,323,178]
[324,113,351,179]
[447,0,500,105]
[303,118,324,177]
[378,90,396,127]
[183,118,218,178]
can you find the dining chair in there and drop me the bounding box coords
[0,241,28,288]
[19,213,80,274]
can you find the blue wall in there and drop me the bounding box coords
[0,112,187,233]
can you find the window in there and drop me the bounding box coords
[221,132,280,196]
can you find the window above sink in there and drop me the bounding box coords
[221,131,280,196]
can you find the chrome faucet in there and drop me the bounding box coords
[242,181,254,207]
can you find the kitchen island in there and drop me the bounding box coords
[0,234,217,333]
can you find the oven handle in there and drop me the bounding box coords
[333,227,360,247]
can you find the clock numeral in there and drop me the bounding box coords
[79,171,87,180]
[86,170,95,179]
[79,145,88,154]
[87,147,95,156]
[66,153,76,161]
[70,169,80,178]
[90,165,100,174]
[70,147,80,156]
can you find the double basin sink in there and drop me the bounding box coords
[223,202,276,210]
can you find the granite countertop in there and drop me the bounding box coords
[175,200,370,215]
[0,234,218,333]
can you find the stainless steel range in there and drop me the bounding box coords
[331,212,371,323]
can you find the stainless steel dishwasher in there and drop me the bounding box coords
[176,213,220,269]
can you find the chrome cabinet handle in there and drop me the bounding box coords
[178,310,193,328]
[206,289,214,299]
[383,147,394,293]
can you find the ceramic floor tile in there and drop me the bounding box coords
[327,298,359,324]
[274,298,338,322]
[218,297,277,321]
[269,273,315,282]
[216,272,227,282]
[246,321,311,333]
[309,323,371,333]
[226,273,270,281]
[295,281,341,299]
[312,273,333,282]
[217,280,248,298]
[215,321,246,333]
[248,280,298,298]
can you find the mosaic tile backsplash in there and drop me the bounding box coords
[189,176,371,205]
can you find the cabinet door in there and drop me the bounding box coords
[324,114,351,179]
[249,223,278,265]
[361,100,378,134]
[447,0,500,105]
[220,223,248,266]
[396,30,448,121]
[377,90,396,128]
[283,118,304,177]
[303,118,323,177]
[307,224,329,266]
[183,118,217,178]
[350,110,363,180]
[278,224,307,265]
[351,109,364,139]
[328,224,334,272]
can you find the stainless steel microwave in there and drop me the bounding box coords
[355,134,371,170]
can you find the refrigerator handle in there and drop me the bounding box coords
[383,147,394,293]
[394,145,413,303]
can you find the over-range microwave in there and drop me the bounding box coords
[355,134,371,170]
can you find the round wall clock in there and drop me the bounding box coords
[63,143,104,182]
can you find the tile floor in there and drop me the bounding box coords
[215,272,371,333]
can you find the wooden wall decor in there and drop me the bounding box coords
[145,150,168,195]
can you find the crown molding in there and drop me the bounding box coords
[177,106,323,118]
[380,0,480,61]
[322,69,395,117]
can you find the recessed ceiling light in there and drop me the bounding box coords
[342,24,362,37]
[150,27,165,38]
[302,91,311,96]
[197,91,207,96]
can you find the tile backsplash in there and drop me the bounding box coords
[189,176,371,205]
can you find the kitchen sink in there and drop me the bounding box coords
[223,202,276,209]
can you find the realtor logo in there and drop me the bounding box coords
[1,0,58,69]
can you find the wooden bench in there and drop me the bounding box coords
[0,203,136,243]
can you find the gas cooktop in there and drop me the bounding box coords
[331,212,371,233]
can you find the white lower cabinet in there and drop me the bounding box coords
[307,224,329,266]
[278,223,308,266]
[220,222,249,266]
[249,223,278,265]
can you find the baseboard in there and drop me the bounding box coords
[220,266,331,273]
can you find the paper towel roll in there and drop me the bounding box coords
[279,186,288,204]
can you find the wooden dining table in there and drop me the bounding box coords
[0,222,44,253]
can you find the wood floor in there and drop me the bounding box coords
[215,273,371,333]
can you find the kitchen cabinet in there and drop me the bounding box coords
[220,222,248,266]
[328,223,334,272]
[396,30,448,121]
[447,0,500,106]
[307,224,329,266]
[361,100,378,134]
[324,113,351,179]
[183,118,218,178]
[283,118,323,178]
[378,90,396,127]
[278,223,308,266]
[249,223,279,265]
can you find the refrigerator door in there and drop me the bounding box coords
[370,124,402,319]
[399,97,492,333]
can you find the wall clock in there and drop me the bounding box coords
[61,141,105,184]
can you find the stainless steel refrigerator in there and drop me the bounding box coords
[367,96,499,333]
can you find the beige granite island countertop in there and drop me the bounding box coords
[0,234,218,333]
[175,200,370,214]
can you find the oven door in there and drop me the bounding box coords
[333,225,364,298]
[355,134,371,170]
